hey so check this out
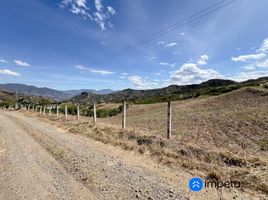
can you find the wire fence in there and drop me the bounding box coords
[4,101,178,139]
[1,98,209,139]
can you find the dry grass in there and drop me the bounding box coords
[23,87,268,195]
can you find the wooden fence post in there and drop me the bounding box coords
[65,104,68,119]
[93,101,97,123]
[77,105,80,120]
[39,106,42,114]
[122,100,126,129]
[167,101,172,139]
[56,105,59,118]
[48,107,51,116]
[43,106,46,115]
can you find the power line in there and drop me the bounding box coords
[95,0,239,66]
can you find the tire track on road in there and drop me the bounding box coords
[0,112,95,200]
[3,111,188,200]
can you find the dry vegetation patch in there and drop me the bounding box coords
[22,87,268,196]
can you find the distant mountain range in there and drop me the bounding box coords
[0,83,116,101]
[70,77,268,104]
[1,77,268,104]
[63,89,116,96]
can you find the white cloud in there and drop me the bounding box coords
[158,41,178,49]
[95,0,103,11]
[121,72,128,76]
[160,62,177,68]
[93,12,106,31]
[200,54,209,61]
[128,75,158,89]
[165,42,177,47]
[258,37,268,53]
[107,6,116,15]
[197,54,209,65]
[197,60,207,65]
[228,70,268,82]
[90,69,114,75]
[225,37,268,82]
[0,69,20,77]
[231,37,268,65]
[0,59,8,63]
[61,0,88,9]
[128,76,145,89]
[256,59,268,68]
[75,65,86,70]
[92,0,116,31]
[179,32,185,36]
[231,53,266,62]
[170,63,221,85]
[243,65,256,71]
[60,0,91,19]
[157,41,165,45]
[231,38,268,75]
[60,0,116,31]
[14,59,31,67]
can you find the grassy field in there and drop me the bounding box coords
[24,87,268,196]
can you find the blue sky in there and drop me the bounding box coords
[0,0,268,90]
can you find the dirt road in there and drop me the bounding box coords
[0,111,261,200]
[0,112,96,200]
[0,111,189,200]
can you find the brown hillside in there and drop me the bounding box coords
[97,87,268,194]
[100,87,268,151]
[26,87,268,195]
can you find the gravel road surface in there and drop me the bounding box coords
[0,112,187,200]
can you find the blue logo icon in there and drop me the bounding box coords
[189,177,203,192]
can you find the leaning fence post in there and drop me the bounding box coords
[65,104,68,119]
[93,101,97,123]
[77,105,80,120]
[56,105,59,118]
[122,100,126,129]
[167,101,172,139]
